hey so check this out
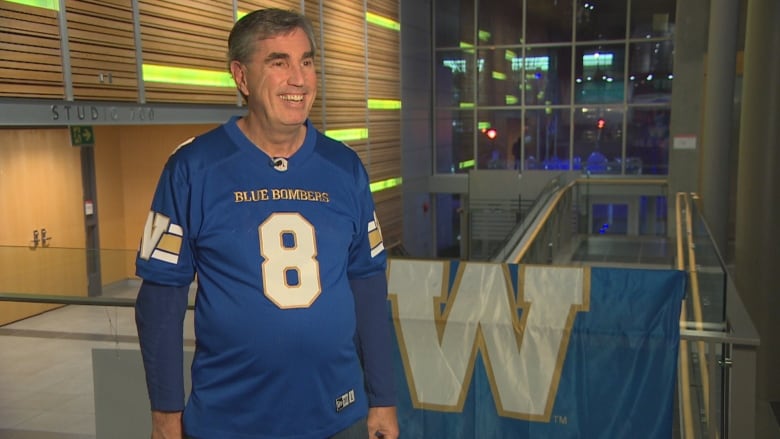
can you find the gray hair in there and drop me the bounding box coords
[227,8,317,69]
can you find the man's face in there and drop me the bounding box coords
[234,28,317,129]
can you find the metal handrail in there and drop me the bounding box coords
[0,291,196,310]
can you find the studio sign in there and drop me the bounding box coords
[51,104,155,122]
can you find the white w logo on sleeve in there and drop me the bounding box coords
[388,260,589,421]
[139,211,184,264]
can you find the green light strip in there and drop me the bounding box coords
[459,102,474,109]
[478,30,491,42]
[583,53,614,67]
[370,177,402,193]
[366,12,400,31]
[368,99,402,110]
[459,160,475,169]
[505,49,516,61]
[142,64,234,88]
[505,95,518,105]
[477,121,491,130]
[4,0,58,10]
[492,71,506,80]
[325,128,368,142]
[459,42,475,54]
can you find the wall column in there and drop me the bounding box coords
[734,0,780,436]
[668,0,708,234]
[700,0,739,255]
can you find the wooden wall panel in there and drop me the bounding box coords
[320,0,367,131]
[0,128,89,325]
[138,0,236,103]
[238,0,301,13]
[0,2,63,98]
[115,124,217,250]
[374,186,402,249]
[66,0,138,101]
[367,0,402,248]
[92,126,132,284]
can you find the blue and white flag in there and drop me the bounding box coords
[387,261,686,439]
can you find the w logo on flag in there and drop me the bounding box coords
[387,260,685,438]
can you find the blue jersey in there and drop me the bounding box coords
[135,117,387,439]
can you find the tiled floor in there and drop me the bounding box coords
[0,281,196,439]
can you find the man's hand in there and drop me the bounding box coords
[151,410,183,439]
[367,406,399,439]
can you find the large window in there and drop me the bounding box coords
[434,0,676,175]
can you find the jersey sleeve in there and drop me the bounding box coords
[347,162,386,279]
[134,149,196,411]
[346,158,396,407]
[135,155,196,286]
[135,281,190,411]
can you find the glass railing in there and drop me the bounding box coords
[485,178,758,439]
[0,247,195,438]
[494,175,670,266]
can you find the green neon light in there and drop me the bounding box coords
[459,102,474,109]
[325,128,368,141]
[368,99,402,110]
[459,42,475,54]
[477,121,491,130]
[366,12,400,31]
[142,64,234,87]
[492,71,506,80]
[512,56,550,72]
[478,30,491,42]
[4,0,58,10]
[459,160,475,169]
[505,95,518,105]
[583,53,614,67]
[505,50,516,61]
[370,177,402,193]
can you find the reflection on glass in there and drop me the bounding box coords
[630,1,676,39]
[476,109,523,170]
[435,0,475,47]
[573,107,624,174]
[523,108,571,171]
[639,196,668,236]
[627,107,670,175]
[575,0,627,41]
[574,45,625,104]
[477,0,523,45]
[432,0,675,176]
[527,0,573,43]
[524,47,572,106]
[592,203,629,234]
[436,50,476,108]
[628,41,674,104]
[477,49,520,106]
[436,110,475,174]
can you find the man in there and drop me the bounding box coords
[135,8,399,439]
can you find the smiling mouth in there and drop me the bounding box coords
[280,94,304,103]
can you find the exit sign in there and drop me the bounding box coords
[70,125,95,147]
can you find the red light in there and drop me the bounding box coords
[597,118,606,129]
[485,128,498,140]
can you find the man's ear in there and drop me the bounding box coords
[230,60,248,96]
